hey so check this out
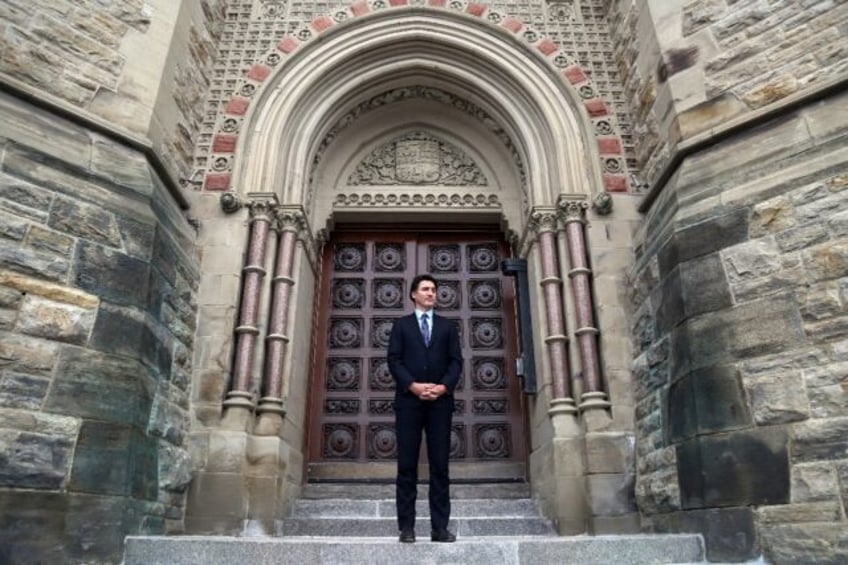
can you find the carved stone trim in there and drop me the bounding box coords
[347,131,488,186]
[311,86,526,192]
[333,192,501,208]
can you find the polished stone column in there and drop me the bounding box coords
[531,209,577,417]
[558,195,610,411]
[255,207,302,435]
[222,194,276,424]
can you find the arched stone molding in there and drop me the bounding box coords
[204,2,626,212]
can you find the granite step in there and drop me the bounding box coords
[124,534,707,565]
[300,481,532,499]
[289,497,542,518]
[278,515,557,537]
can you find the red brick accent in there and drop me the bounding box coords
[212,134,238,154]
[597,138,622,155]
[429,0,447,6]
[246,64,271,82]
[277,36,299,54]
[537,38,557,56]
[205,173,232,191]
[584,98,608,117]
[562,66,587,85]
[225,97,250,116]
[466,3,486,16]
[351,1,369,14]
[311,16,335,33]
[603,173,628,192]
[502,17,523,33]
[389,0,408,6]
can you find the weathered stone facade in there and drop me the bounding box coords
[0,1,846,564]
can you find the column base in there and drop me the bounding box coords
[255,397,286,436]
[548,397,580,436]
[221,391,254,431]
[579,392,612,431]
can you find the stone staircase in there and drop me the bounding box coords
[124,483,706,564]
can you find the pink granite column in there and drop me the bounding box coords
[255,208,302,435]
[223,196,276,417]
[532,210,576,415]
[558,196,609,410]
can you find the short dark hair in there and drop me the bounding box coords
[409,274,438,301]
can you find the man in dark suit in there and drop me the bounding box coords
[387,273,463,543]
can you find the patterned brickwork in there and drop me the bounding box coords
[196,0,635,194]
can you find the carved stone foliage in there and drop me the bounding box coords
[323,424,358,459]
[473,399,508,415]
[430,244,460,273]
[373,279,404,309]
[470,317,503,349]
[468,244,498,272]
[472,357,506,390]
[328,318,362,349]
[371,317,398,348]
[332,278,365,309]
[369,399,395,415]
[333,243,366,271]
[436,280,461,310]
[454,399,466,414]
[367,424,397,459]
[374,243,405,272]
[369,358,395,391]
[324,399,360,414]
[469,279,501,309]
[450,424,467,459]
[333,192,502,208]
[326,357,361,391]
[474,424,511,458]
[347,132,488,186]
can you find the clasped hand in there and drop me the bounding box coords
[409,382,446,401]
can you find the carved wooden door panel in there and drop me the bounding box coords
[306,230,526,481]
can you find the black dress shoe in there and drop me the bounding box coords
[430,529,456,543]
[399,529,415,543]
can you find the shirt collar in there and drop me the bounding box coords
[414,308,432,320]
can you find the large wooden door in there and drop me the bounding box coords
[306,229,527,482]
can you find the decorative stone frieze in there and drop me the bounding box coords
[333,192,500,208]
[347,131,488,186]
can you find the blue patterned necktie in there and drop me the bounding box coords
[420,314,430,346]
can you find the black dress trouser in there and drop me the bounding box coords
[395,392,453,532]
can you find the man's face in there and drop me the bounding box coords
[411,280,436,311]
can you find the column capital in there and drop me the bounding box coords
[246,192,279,220]
[556,194,589,224]
[529,207,559,234]
[272,205,307,232]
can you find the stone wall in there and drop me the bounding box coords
[629,86,848,563]
[0,87,200,563]
[0,0,226,184]
[608,0,848,185]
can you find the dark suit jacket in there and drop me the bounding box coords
[387,312,463,396]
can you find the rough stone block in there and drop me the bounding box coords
[745,371,811,425]
[678,252,732,317]
[0,331,60,376]
[760,523,848,565]
[74,241,150,307]
[0,371,50,409]
[650,506,758,562]
[678,427,789,509]
[69,420,132,495]
[49,195,122,248]
[0,243,69,282]
[670,365,751,442]
[792,417,848,462]
[116,214,155,261]
[44,347,152,425]
[758,501,843,524]
[803,240,848,283]
[65,493,129,563]
[662,207,750,275]
[16,294,96,345]
[671,292,805,377]
[0,491,67,564]
[0,208,28,240]
[89,302,146,358]
[25,224,75,257]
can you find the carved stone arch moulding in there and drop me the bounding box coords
[201,0,629,195]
